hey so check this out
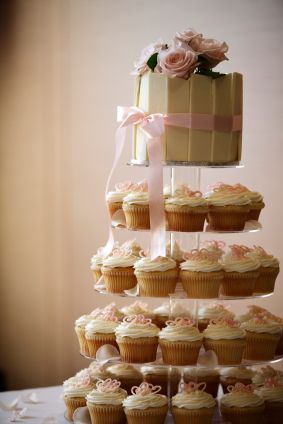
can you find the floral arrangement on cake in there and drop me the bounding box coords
[133,28,228,79]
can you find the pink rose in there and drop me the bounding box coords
[174,28,203,49]
[133,39,167,76]
[156,47,198,79]
[192,38,229,68]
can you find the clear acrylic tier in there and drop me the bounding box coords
[128,159,244,168]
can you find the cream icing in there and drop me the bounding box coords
[63,371,96,398]
[200,240,226,260]
[159,318,203,342]
[86,379,127,405]
[102,246,137,268]
[172,391,216,409]
[221,245,260,273]
[220,383,264,408]
[123,383,167,410]
[106,181,136,202]
[121,239,142,257]
[120,302,154,319]
[75,314,94,328]
[252,366,283,386]
[87,364,111,380]
[181,249,222,272]
[115,315,159,339]
[250,246,279,268]
[205,191,250,206]
[166,196,207,207]
[203,318,246,340]
[134,256,176,272]
[220,367,255,379]
[241,316,282,335]
[123,192,149,205]
[255,386,283,403]
[153,302,191,318]
[166,240,185,262]
[198,304,234,321]
[107,364,142,378]
[85,312,119,338]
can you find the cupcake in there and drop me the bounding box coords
[115,315,159,363]
[255,375,283,424]
[205,182,251,231]
[233,184,265,221]
[122,180,150,230]
[63,369,96,421]
[220,367,256,394]
[184,367,220,398]
[203,317,246,365]
[172,381,216,424]
[134,255,178,297]
[180,249,223,298]
[103,302,125,321]
[159,317,203,365]
[200,240,226,260]
[153,301,192,329]
[101,246,138,293]
[236,304,266,323]
[74,312,101,357]
[252,365,283,387]
[86,378,127,424]
[121,239,142,257]
[87,363,112,382]
[90,247,105,282]
[107,364,143,394]
[197,303,234,332]
[106,181,135,219]
[165,185,208,232]
[220,245,260,296]
[220,383,264,424]
[141,365,181,397]
[123,382,168,424]
[120,301,155,322]
[85,311,119,358]
[241,315,282,360]
[249,246,280,294]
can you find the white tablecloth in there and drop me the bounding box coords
[0,386,66,424]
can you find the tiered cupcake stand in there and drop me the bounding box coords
[89,161,282,424]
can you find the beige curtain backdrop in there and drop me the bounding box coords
[0,0,283,390]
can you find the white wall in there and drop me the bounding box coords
[0,0,283,389]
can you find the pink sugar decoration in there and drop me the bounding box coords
[131,382,161,396]
[180,381,206,393]
[175,185,203,197]
[100,311,119,322]
[96,378,121,393]
[76,373,91,388]
[166,317,195,327]
[210,317,240,328]
[227,382,254,393]
[183,248,217,263]
[139,249,150,258]
[115,181,135,192]
[112,246,133,258]
[123,314,153,326]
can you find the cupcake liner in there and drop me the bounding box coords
[117,336,158,363]
[165,204,208,232]
[220,377,252,394]
[123,203,150,230]
[207,205,250,231]
[264,401,283,424]
[247,202,265,221]
[243,331,280,360]
[159,339,202,365]
[64,396,87,421]
[276,333,283,355]
[220,403,265,424]
[180,271,223,299]
[254,266,279,294]
[172,405,216,424]
[102,266,137,293]
[203,338,246,365]
[87,402,126,424]
[86,333,118,358]
[143,372,180,396]
[75,326,90,357]
[124,405,168,424]
[220,271,259,296]
[135,269,178,297]
[92,266,102,283]
[107,201,123,218]
[184,374,220,398]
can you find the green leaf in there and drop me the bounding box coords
[147,52,158,71]
[195,67,225,79]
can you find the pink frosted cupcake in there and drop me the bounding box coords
[120,301,155,322]
[115,315,159,363]
[255,375,283,424]
[252,365,283,387]
[172,381,216,424]
[180,249,223,298]
[165,185,208,232]
[203,317,246,365]
[85,311,119,358]
[220,245,260,296]
[159,318,203,365]
[90,248,105,283]
[205,183,251,231]
[233,183,265,221]
[220,383,264,424]
[123,382,168,424]
[197,303,234,332]
[241,315,282,360]
[249,246,280,294]
[134,254,178,297]
[101,246,138,293]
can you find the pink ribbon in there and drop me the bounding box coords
[102,106,242,259]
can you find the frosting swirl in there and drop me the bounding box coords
[222,245,260,272]
[198,304,234,321]
[203,318,246,340]
[154,302,191,318]
[123,382,167,410]
[165,186,207,207]
[115,315,159,339]
[241,316,283,335]
[250,246,279,268]
[172,382,216,409]
[205,183,251,206]
[121,301,154,319]
[86,379,127,405]
[85,312,119,338]
[102,247,138,268]
[134,256,176,272]
[63,370,96,398]
[107,364,142,378]
[181,249,222,272]
[159,318,203,342]
[252,366,283,386]
[221,383,264,408]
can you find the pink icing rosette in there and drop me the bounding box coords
[131,382,161,396]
